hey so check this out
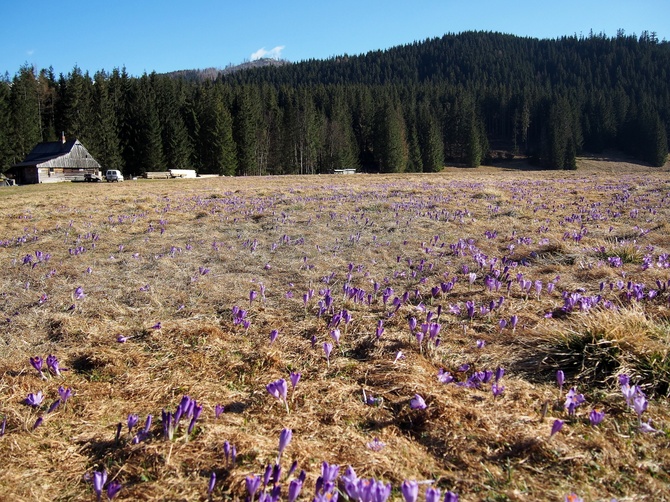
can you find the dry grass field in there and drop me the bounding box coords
[1,157,669,502]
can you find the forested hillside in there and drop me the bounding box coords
[1,31,668,176]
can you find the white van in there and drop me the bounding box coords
[105,170,124,182]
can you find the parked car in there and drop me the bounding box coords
[105,170,124,182]
[84,173,102,182]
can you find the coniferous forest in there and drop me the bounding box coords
[1,30,668,176]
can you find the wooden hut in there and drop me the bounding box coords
[10,136,102,184]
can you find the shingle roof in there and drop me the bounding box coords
[12,139,101,169]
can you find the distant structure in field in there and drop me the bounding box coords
[10,134,102,184]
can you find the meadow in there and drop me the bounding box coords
[0,158,669,501]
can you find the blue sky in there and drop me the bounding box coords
[2,0,668,77]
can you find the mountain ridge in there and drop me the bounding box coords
[162,58,289,81]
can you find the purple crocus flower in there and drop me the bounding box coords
[215,404,225,418]
[74,286,85,300]
[127,414,139,432]
[188,402,203,434]
[509,315,518,331]
[288,479,303,502]
[107,480,122,500]
[143,414,152,433]
[30,356,46,379]
[491,384,505,397]
[278,428,293,459]
[556,370,565,394]
[223,441,231,466]
[437,369,453,384]
[287,460,298,479]
[246,474,261,502]
[289,371,301,390]
[375,320,384,339]
[46,354,61,376]
[633,393,648,421]
[550,419,564,437]
[495,367,505,382]
[207,472,216,495]
[444,491,459,502]
[58,386,72,403]
[589,409,605,426]
[249,290,258,307]
[269,329,279,345]
[639,419,658,434]
[25,391,44,407]
[425,487,442,502]
[410,394,427,410]
[33,416,43,429]
[47,400,61,413]
[266,378,289,413]
[401,480,418,502]
[564,387,585,415]
[92,470,107,501]
[621,383,637,407]
[330,329,341,345]
[366,437,386,451]
[323,342,333,365]
[408,317,417,333]
[263,464,273,488]
[415,330,425,348]
[319,461,340,485]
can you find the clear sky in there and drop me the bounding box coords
[2,0,668,77]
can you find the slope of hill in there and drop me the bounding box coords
[163,58,289,81]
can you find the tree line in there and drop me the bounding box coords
[1,30,668,176]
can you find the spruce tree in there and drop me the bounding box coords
[0,77,13,171]
[374,99,408,172]
[214,98,238,176]
[464,115,483,167]
[90,71,123,170]
[233,87,260,176]
[10,65,41,164]
[419,108,444,172]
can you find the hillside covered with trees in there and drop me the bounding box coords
[1,30,668,176]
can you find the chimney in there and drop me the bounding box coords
[61,131,66,144]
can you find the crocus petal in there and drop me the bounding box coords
[410,394,427,410]
[278,428,293,456]
[550,419,564,437]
